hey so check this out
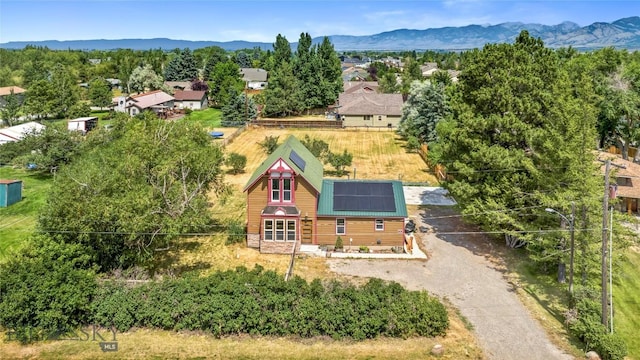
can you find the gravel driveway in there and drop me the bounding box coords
[328,206,574,360]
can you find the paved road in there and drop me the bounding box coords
[328,206,574,360]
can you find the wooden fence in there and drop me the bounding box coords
[249,119,344,129]
[417,143,447,180]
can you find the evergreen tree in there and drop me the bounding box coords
[316,36,344,106]
[164,48,199,81]
[294,32,323,111]
[273,34,292,66]
[434,31,601,276]
[399,81,450,144]
[202,47,228,81]
[221,88,257,125]
[234,51,252,68]
[263,61,302,117]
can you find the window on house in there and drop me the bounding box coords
[287,220,296,241]
[275,220,285,241]
[264,220,273,241]
[271,178,280,201]
[363,115,372,121]
[283,178,292,201]
[375,219,384,231]
[336,218,346,235]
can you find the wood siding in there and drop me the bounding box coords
[245,173,319,248]
[316,217,405,248]
[343,115,401,128]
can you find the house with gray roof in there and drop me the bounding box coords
[244,135,407,254]
[240,68,268,90]
[337,93,404,128]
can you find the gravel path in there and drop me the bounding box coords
[328,206,574,360]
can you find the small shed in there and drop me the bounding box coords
[0,179,22,207]
[68,116,98,133]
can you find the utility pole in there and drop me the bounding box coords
[601,160,610,327]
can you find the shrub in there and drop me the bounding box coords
[183,108,193,115]
[359,246,369,253]
[259,135,279,154]
[0,236,96,343]
[335,236,344,250]
[225,219,246,245]
[567,286,627,360]
[225,152,247,174]
[406,136,420,153]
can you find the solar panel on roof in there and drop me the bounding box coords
[289,150,306,171]
[332,181,396,212]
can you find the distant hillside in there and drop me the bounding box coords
[2,17,640,51]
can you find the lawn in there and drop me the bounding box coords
[612,248,640,359]
[181,107,222,130]
[0,166,51,261]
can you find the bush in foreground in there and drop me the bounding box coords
[91,266,448,340]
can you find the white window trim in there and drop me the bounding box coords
[286,219,296,241]
[336,218,346,235]
[271,178,280,202]
[264,219,274,241]
[375,219,384,231]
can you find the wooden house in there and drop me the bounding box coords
[244,135,407,254]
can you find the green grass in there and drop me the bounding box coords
[182,108,222,130]
[612,249,640,359]
[0,167,51,261]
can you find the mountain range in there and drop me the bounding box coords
[2,16,640,51]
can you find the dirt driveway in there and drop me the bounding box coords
[328,206,574,360]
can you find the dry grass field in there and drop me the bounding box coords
[0,305,483,360]
[222,127,439,190]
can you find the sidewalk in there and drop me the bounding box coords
[299,235,427,259]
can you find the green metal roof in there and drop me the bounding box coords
[243,135,324,192]
[317,179,408,218]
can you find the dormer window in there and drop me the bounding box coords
[269,171,294,204]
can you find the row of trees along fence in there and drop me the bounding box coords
[418,143,446,180]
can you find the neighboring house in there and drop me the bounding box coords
[165,81,192,92]
[337,93,403,128]
[421,62,439,77]
[68,116,98,133]
[0,121,45,145]
[600,153,640,215]
[113,90,175,117]
[342,81,379,95]
[240,68,268,90]
[0,86,26,108]
[341,67,369,82]
[173,90,208,110]
[244,135,407,254]
[105,78,122,91]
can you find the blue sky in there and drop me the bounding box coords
[0,0,638,43]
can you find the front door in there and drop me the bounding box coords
[302,217,313,244]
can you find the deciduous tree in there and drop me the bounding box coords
[38,117,225,270]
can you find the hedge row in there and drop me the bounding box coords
[91,265,449,340]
